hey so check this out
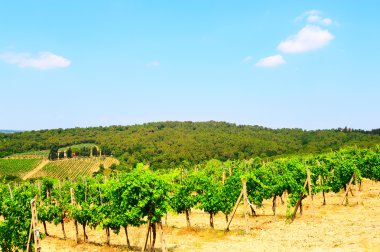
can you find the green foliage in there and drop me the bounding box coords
[0,175,21,183]
[219,170,243,215]
[170,173,199,215]
[66,147,72,158]
[0,183,37,251]
[196,172,224,215]
[78,147,91,157]
[49,144,59,160]
[93,164,105,177]
[92,147,98,156]
[109,163,117,171]
[2,122,380,168]
[0,147,379,249]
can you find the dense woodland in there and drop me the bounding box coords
[1,121,380,169]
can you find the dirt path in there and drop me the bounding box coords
[23,159,49,180]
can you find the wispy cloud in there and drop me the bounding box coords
[250,10,334,68]
[297,10,333,26]
[277,25,334,53]
[243,56,253,63]
[256,54,286,67]
[146,61,160,67]
[0,51,71,70]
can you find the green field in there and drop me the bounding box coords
[31,157,119,180]
[0,158,42,177]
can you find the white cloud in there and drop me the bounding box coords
[243,56,253,63]
[298,10,333,26]
[295,10,318,22]
[277,25,334,53]
[255,54,286,67]
[307,14,321,23]
[0,51,71,70]
[321,18,332,25]
[146,61,160,67]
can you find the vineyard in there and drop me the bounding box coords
[31,157,119,180]
[0,147,379,251]
[42,180,380,251]
[0,158,42,177]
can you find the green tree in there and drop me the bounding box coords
[48,144,59,160]
[66,147,72,158]
[92,146,98,156]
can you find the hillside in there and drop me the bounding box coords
[0,121,380,169]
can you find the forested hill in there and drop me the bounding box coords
[1,121,380,169]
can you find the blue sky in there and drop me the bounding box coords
[1,1,379,130]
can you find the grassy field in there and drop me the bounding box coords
[0,158,42,177]
[41,178,380,251]
[31,157,119,180]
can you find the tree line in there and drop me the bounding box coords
[1,121,380,169]
[48,145,108,160]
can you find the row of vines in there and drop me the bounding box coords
[0,158,42,177]
[0,147,379,251]
[32,157,119,180]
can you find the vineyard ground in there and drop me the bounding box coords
[22,159,49,180]
[42,179,380,251]
[29,157,119,180]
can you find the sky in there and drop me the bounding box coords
[1,1,379,131]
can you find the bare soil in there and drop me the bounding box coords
[41,179,380,251]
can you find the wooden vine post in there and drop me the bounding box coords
[354,174,362,204]
[225,189,243,231]
[242,177,249,233]
[291,177,309,221]
[159,221,167,252]
[70,188,79,243]
[272,195,277,216]
[306,167,314,215]
[222,170,229,222]
[142,220,151,252]
[341,173,356,205]
[306,167,312,200]
[319,175,326,205]
[31,198,41,251]
[7,184,13,199]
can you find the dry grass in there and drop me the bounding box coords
[41,179,380,251]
